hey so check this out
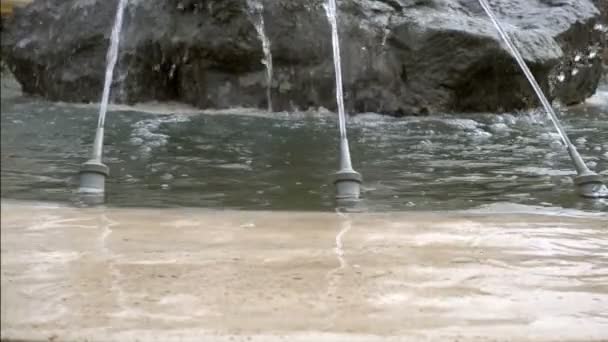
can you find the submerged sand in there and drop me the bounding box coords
[1,200,607,342]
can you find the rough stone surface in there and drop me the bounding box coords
[1,0,605,115]
[592,0,607,77]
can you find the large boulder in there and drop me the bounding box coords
[591,0,607,77]
[1,0,605,115]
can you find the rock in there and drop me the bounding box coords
[591,0,607,77]
[1,0,605,115]
[549,0,606,104]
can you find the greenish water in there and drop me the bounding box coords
[1,79,607,212]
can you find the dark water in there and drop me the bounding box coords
[1,79,607,212]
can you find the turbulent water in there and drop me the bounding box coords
[1,77,607,211]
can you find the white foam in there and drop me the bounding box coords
[586,90,608,107]
[466,202,607,218]
[443,118,482,130]
[130,115,190,153]
[513,166,576,176]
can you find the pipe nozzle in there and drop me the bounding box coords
[78,159,109,194]
[334,169,362,200]
[574,172,608,199]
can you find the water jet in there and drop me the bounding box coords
[78,0,128,196]
[478,0,608,199]
[325,0,363,201]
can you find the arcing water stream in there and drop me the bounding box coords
[324,0,362,199]
[324,0,350,163]
[78,0,128,195]
[477,0,608,198]
[78,0,129,195]
[91,0,128,161]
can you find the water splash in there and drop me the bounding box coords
[380,14,393,51]
[247,0,273,112]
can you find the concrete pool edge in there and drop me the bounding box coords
[2,199,607,342]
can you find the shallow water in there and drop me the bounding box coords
[1,78,607,211]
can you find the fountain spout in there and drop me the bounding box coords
[79,126,110,195]
[478,0,607,199]
[325,0,362,201]
[79,0,128,196]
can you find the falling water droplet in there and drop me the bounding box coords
[594,23,607,32]
[575,137,587,146]
[588,50,597,59]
